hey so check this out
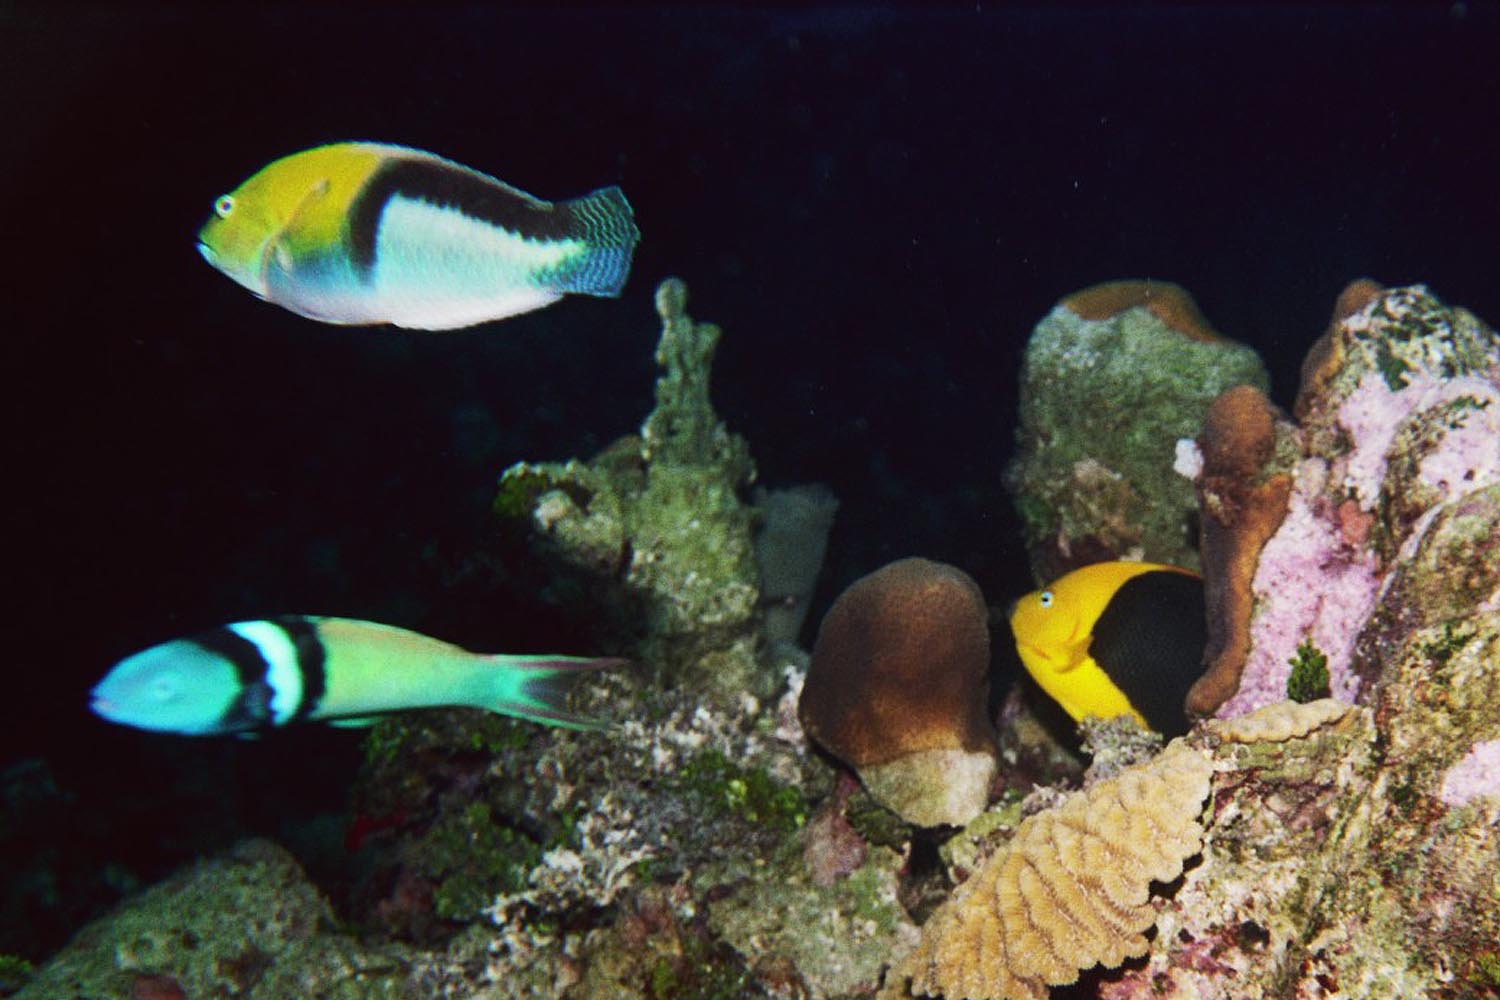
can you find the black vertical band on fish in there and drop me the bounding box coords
[1087,570,1207,737]
[271,615,328,722]
[191,625,278,729]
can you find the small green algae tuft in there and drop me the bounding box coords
[1286,639,1331,703]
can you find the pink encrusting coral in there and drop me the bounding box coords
[1335,372,1500,513]
[1215,284,1500,718]
[1439,740,1500,807]
[1216,465,1380,716]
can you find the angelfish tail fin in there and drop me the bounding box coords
[486,654,629,730]
[555,186,640,297]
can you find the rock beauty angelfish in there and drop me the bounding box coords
[197,142,640,330]
[1008,562,1206,737]
[90,616,625,736]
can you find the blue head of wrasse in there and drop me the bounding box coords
[91,615,625,736]
[92,636,245,736]
[197,142,640,330]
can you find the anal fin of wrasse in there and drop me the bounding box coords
[327,715,388,729]
[486,654,630,730]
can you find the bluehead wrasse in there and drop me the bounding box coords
[90,616,625,736]
[1008,562,1205,737]
[197,142,640,330]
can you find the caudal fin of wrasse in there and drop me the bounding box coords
[554,186,640,297]
[487,654,630,730]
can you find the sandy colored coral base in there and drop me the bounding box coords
[858,748,998,829]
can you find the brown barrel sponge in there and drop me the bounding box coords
[800,557,997,826]
[1187,385,1295,718]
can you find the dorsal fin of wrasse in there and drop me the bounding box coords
[489,654,631,730]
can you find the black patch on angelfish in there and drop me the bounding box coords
[1087,570,1206,738]
[191,625,275,731]
[269,616,327,722]
[347,156,578,272]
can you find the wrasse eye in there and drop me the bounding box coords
[214,194,235,218]
[1039,591,1054,609]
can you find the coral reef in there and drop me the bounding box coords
[883,740,1214,1000]
[1007,279,1269,582]
[1079,283,1500,998]
[1201,283,1500,718]
[930,280,1498,1000]
[799,558,997,826]
[25,281,1498,1000]
[492,277,768,703]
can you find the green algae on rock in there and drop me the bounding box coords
[1006,279,1269,582]
[494,277,767,703]
[12,840,413,1000]
[708,845,917,999]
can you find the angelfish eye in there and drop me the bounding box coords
[214,195,235,219]
[1038,591,1054,609]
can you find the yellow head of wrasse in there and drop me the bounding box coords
[1009,561,1203,735]
[196,143,386,298]
[195,142,639,329]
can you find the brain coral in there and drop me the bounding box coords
[883,740,1213,1000]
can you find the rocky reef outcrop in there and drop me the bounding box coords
[1007,280,1269,582]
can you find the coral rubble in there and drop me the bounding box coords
[1007,280,1269,582]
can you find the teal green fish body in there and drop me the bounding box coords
[91,616,622,735]
[197,142,639,330]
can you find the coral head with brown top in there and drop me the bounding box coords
[799,557,997,826]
